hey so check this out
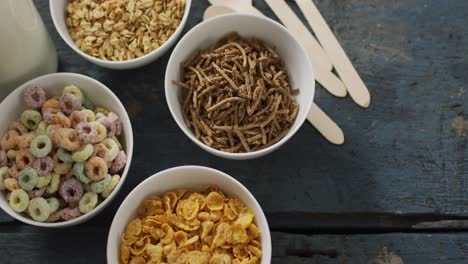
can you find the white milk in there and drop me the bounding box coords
[0,0,58,101]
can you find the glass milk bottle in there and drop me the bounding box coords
[0,0,58,101]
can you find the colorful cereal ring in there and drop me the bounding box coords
[101,138,119,161]
[45,124,62,139]
[60,93,81,115]
[85,157,108,182]
[28,187,46,199]
[28,197,50,222]
[30,135,52,158]
[72,144,94,162]
[72,162,91,184]
[1,130,19,150]
[59,178,83,203]
[16,133,36,149]
[4,178,19,192]
[79,192,98,214]
[90,121,107,143]
[35,121,48,135]
[97,117,116,138]
[92,143,110,161]
[46,173,60,194]
[23,85,47,109]
[63,85,84,103]
[53,128,80,151]
[52,153,72,175]
[108,112,122,136]
[75,122,98,144]
[47,197,60,214]
[69,111,86,128]
[9,189,30,212]
[80,109,96,122]
[41,96,60,115]
[110,151,127,174]
[16,149,36,170]
[90,174,111,193]
[59,207,81,221]
[33,156,54,176]
[102,174,120,198]
[57,148,74,163]
[112,136,123,150]
[20,110,42,130]
[35,174,52,188]
[18,168,38,191]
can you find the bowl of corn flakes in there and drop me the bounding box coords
[107,165,271,264]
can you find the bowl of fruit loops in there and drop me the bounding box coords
[107,166,271,264]
[0,73,133,227]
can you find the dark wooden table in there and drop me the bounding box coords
[2,0,468,263]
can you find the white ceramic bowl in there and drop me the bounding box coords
[49,0,192,69]
[107,165,272,263]
[0,73,134,227]
[165,13,315,160]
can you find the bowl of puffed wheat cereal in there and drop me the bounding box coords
[107,165,271,264]
[50,0,191,69]
[165,14,315,159]
[0,73,133,227]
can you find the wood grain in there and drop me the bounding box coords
[25,0,468,218]
[0,225,467,263]
[1,0,468,262]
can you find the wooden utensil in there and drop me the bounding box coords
[307,103,344,145]
[203,5,236,21]
[294,0,371,108]
[208,0,347,98]
[203,4,345,145]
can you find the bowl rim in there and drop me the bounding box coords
[0,72,134,227]
[164,13,315,159]
[106,165,272,263]
[49,0,192,65]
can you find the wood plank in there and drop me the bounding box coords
[0,224,467,263]
[26,0,468,221]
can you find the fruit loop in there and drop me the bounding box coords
[30,135,52,158]
[60,93,81,115]
[76,122,98,144]
[0,85,127,222]
[23,86,47,109]
[85,156,108,181]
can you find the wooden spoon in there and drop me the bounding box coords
[203,4,345,145]
[294,0,371,108]
[207,1,347,98]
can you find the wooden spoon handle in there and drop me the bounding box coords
[211,3,346,97]
[295,0,371,108]
[315,66,347,97]
[307,103,344,145]
[203,5,236,21]
[262,0,332,71]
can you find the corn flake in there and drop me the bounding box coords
[120,186,261,264]
[206,192,224,211]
